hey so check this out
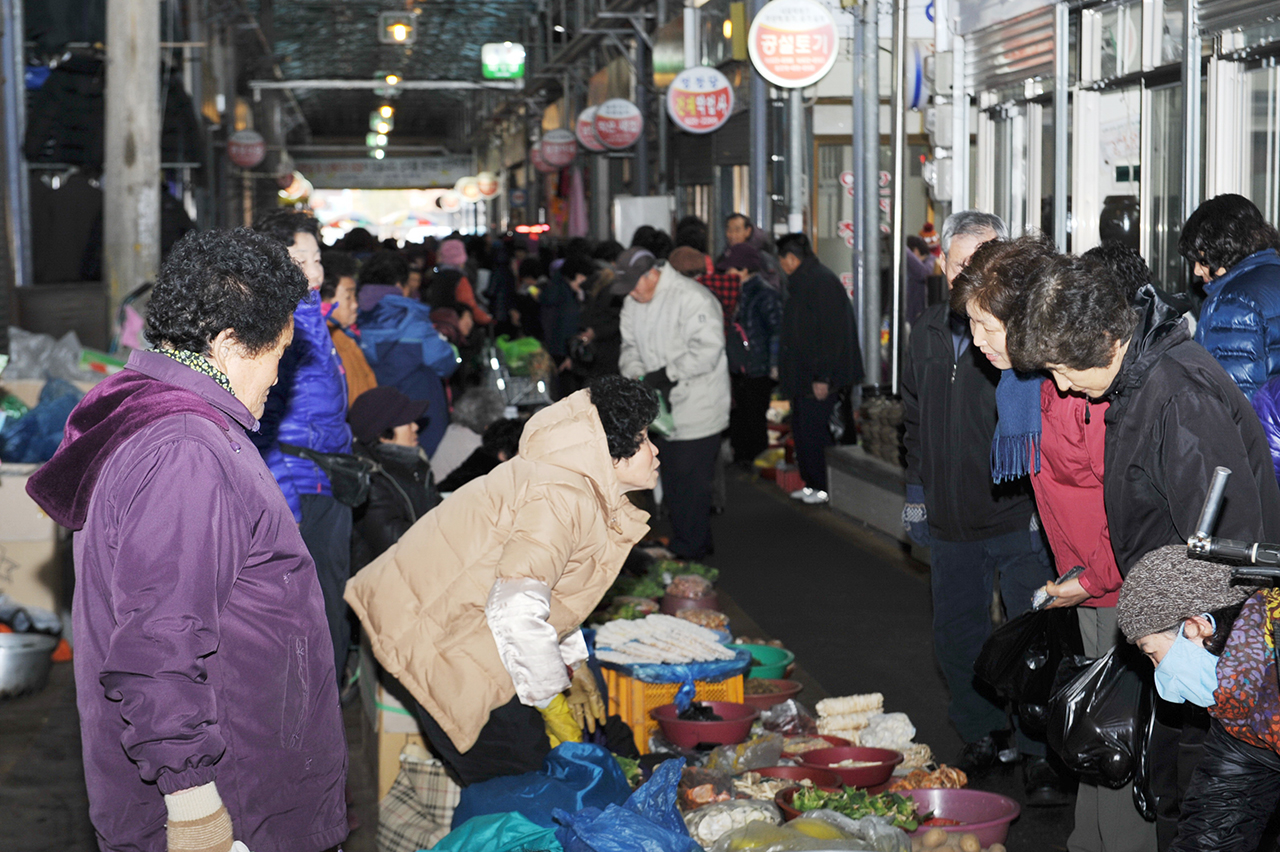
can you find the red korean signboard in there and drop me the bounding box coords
[575,106,606,153]
[747,0,839,89]
[541,128,578,167]
[666,67,735,135]
[593,98,644,150]
[529,141,557,174]
[228,130,266,168]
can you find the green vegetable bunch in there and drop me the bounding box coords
[650,559,720,585]
[607,575,666,601]
[791,786,922,832]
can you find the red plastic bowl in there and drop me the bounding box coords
[741,678,804,710]
[774,785,843,820]
[750,765,842,788]
[799,746,904,788]
[780,734,851,761]
[650,701,759,749]
[659,591,720,615]
[905,788,1021,846]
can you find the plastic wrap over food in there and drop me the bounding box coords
[760,699,819,736]
[703,732,786,775]
[685,799,783,848]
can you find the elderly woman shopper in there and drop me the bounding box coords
[1004,249,1280,848]
[25,229,348,852]
[1118,546,1280,852]
[346,376,659,787]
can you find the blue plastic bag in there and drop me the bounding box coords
[553,758,703,852]
[430,811,563,852]
[0,379,83,463]
[452,742,631,830]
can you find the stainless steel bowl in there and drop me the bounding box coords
[0,633,58,699]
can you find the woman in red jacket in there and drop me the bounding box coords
[952,235,1158,851]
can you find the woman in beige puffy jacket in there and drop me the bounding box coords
[345,376,659,785]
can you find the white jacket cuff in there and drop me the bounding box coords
[486,578,572,707]
[559,629,589,669]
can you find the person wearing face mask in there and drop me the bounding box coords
[1117,546,1280,852]
[25,229,348,852]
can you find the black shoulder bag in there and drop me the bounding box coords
[278,442,377,508]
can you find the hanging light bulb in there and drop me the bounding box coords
[379,104,394,119]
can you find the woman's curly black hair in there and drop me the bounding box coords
[1179,194,1280,277]
[589,375,660,460]
[147,228,308,356]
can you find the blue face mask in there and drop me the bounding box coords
[1153,616,1220,707]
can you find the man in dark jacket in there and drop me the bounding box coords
[777,233,863,503]
[901,210,1059,798]
[1007,258,1280,846]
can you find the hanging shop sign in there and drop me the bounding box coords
[666,66,735,134]
[481,42,526,79]
[436,190,462,213]
[747,0,840,89]
[575,106,606,152]
[296,154,474,189]
[529,142,558,174]
[541,128,579,167]
[476,171,500,198]
[593,98,644,150]
[454,176,482,202]
[228,130,266,168]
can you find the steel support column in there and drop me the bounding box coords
[1053,2,1069,250]
[1181,0,1202,224]
[749,0,769,229]
[788,88,805,232]
[862,0,882,389]
[888,0,907,394]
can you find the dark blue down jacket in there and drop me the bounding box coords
[1194,249,1280,400]
[252,291,351,523]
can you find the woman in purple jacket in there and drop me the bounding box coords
[27,229,348,852]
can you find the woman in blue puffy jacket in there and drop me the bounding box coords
[1182,194,1280,400]
[250,210,355,691]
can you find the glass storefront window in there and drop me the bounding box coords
[1148,83,1184,291]
[1248,66,1280,227]
[1098,1,1142,79]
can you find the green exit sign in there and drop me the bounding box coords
[482,42,526,79]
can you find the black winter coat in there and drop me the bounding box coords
[577,283,624,378]
[351,441,441,569]
[1168,721,1280,852]
[778,256,863,399]
[1101,286,1280,574]
[902,302,1035,542]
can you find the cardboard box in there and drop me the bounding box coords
[0,465,57,542]
[0,465,65,613]
[358,633,424,735]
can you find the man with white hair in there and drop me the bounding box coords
[900,211,1062,803]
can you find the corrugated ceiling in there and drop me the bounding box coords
[248,0,531,144]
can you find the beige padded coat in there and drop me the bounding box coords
[345,390,650,752]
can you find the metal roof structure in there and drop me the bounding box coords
[246,0,531,145]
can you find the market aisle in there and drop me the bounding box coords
[711,468,1073,850]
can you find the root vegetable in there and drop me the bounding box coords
[985,845,1007,852]
[921,827,949,848]
[958,834,981,852]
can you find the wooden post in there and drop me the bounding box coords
[104,0,161,326]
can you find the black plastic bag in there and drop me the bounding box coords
[974,607,1083,731]
[1045,645,1154,791]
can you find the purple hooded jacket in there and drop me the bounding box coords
[26,350,347,852]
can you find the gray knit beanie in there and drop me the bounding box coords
[1117,545,1259,642]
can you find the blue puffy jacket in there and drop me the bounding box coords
[1194,249,1280,399]
[251,291,352,523]
[357,294,460,455]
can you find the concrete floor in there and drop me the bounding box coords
[1,470,1072,850]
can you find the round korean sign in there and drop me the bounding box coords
[476,171,500,198]
[529,142,558,174]
[747,0,840,89]
[575,106,606,152]
[227,129,266,168]
[541,128,578,167]
[666,66,735,134]
[593,98,644,150]
[454,176,482,202]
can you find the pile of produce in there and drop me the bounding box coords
[887,765,968,792]
[667,573,715,599]
[916,828,1006,852]
[594,613,736,665]
[789,786,923,832]
[589,596,659,625]
[678,608,729,631]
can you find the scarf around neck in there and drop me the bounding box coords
[161,348,235,397]
[990,368,1042,483]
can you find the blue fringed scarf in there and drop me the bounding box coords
[991,369,1043,483]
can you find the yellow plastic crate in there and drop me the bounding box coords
[602,668,744,754]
